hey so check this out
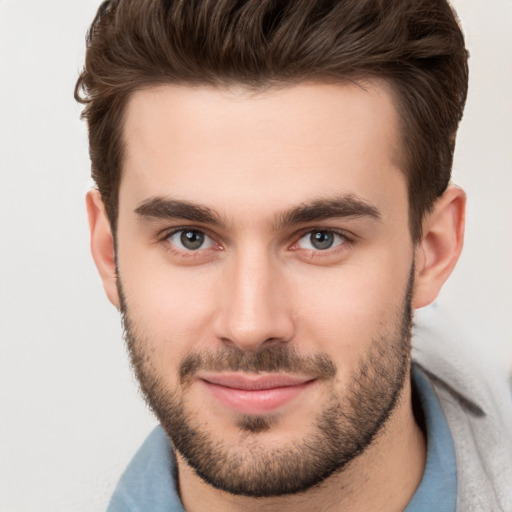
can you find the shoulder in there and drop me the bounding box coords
[412,304,512,511]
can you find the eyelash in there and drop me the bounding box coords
[158,227,221,258]
[158,227,354,258]
[291,228,353,258]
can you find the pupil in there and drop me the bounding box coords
[181,230,204,250]
[311,231,334,250]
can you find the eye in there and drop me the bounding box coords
[167,229,214,251]
[297,230,346,251]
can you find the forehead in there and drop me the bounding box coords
[120,81,407,224]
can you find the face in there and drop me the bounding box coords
[116,82,416,496]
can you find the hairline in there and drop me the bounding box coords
[107,75,422,241]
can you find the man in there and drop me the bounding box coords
[76,0,511,510]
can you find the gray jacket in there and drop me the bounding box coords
[413,306,512,511]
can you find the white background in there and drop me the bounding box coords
[1,1,511,510]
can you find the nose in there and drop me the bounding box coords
[213,248,295,352]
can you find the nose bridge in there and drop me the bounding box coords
[216,243,293,350]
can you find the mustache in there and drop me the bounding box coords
[179,345,337,384]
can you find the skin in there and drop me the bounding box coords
[87,81,465,511]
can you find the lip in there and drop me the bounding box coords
[199,373,316,415]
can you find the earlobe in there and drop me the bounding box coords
[413,185,466,309]
[86,190,120,309]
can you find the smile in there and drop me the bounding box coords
[198,373,316,415]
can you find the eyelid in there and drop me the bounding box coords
[287,227,356,259]
[298,230,344,248]
[155,224,354,255]
[292,226,354,244]
[158,226,223,254]
[157,225,215,243]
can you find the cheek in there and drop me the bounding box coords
[290,258,410,370]
[118,253,219,370]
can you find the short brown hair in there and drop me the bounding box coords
[75,0,468,240]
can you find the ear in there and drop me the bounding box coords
[413,185,466,309]
[86,190,120,309]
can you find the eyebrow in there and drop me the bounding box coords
[135,194,381,228]
[135,197,225,226]
[273,195,381,229]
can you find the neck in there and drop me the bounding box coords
[177,374,426,512]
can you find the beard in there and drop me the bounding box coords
[118,268,414,498]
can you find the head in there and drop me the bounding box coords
[76,0,468,241]
[79,0,468,500]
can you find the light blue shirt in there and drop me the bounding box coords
[404,368,457,512]
[107,367,457,512]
